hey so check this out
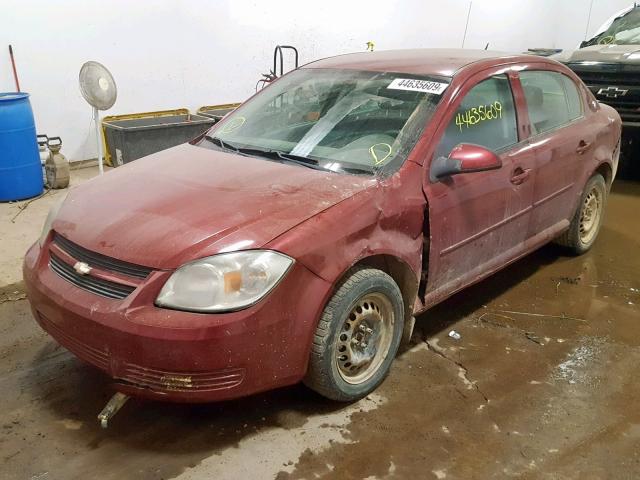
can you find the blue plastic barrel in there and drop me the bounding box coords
[0,93,43,201]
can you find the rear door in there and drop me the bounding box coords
[518,70,596,237]
[423,70,536,304]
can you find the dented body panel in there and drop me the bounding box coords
[24,49,621,402]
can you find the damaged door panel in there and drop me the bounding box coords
[423,71,536,305]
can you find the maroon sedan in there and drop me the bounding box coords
[24,49,621,403]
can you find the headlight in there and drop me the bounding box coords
[156,250,294,312]
[38,193,67,246]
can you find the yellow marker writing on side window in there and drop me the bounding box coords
[455,101,502,131]
[220,116,246,134]
[369,143,393,165]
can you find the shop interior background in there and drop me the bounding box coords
[0,0,631,161]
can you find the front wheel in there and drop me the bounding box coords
[304,267,404,402]
[556,173,607,254]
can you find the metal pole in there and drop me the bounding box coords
[584,0,595,41]
[461,1,473,48]
[94,107,104,175]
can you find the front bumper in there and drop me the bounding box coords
[23,241,332,402]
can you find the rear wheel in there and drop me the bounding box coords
[304,267,404,401]
[556,173,607,254]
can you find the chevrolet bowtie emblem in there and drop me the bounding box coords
[73,261,92,275]
[597,86,629,98]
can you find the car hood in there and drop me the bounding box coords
[553,44,640,64]
[54,144,375,269]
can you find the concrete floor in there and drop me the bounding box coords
[0,166,639,479]
[0,166,102,290]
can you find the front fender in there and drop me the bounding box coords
[267,164,426,291]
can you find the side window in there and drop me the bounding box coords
[561,75,583,120]
[519,71,581,135]
[435,75,518,158]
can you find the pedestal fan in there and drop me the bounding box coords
[79,61,117,174]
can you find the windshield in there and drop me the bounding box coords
[583,6,640,46]
[199,68,449,175]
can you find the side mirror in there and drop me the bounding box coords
[430,143,502,182]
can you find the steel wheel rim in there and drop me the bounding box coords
[335,292,395,385]
[579,186,602,245]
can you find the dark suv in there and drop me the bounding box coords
[553,5,639,175]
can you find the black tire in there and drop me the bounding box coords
[556,173,607,255]
[304,267,404,402]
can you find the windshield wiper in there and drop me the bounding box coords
[253,150,373,175]
[234,147,328,171]
[204,138,373,175]
[204,135,242,153]
[204,137,320,168]
[339,165,374,175]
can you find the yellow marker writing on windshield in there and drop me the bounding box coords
[598,35,614,45]
[220,116,246,134]
[369,143,393,165]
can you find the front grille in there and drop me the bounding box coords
[597,97,639,111]
[49,253,136,299]
[616,108,640,122]
[567,64,640,120]
[53,233,152,279]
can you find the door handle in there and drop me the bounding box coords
[510,168,530,185]
[576,140,592,155]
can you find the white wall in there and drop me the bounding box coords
[0,0,631,162]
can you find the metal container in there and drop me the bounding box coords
[37,134,49,184]
[102,111,215,166]
[45,137,70,189]
[0,92,43,201]
[196,103,241,123]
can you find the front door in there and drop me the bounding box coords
[423,71,536,305]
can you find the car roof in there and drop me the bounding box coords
[303,48,547,77]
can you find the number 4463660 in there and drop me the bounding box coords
[455,101,503,131]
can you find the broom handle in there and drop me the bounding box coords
[9,45,21,92]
